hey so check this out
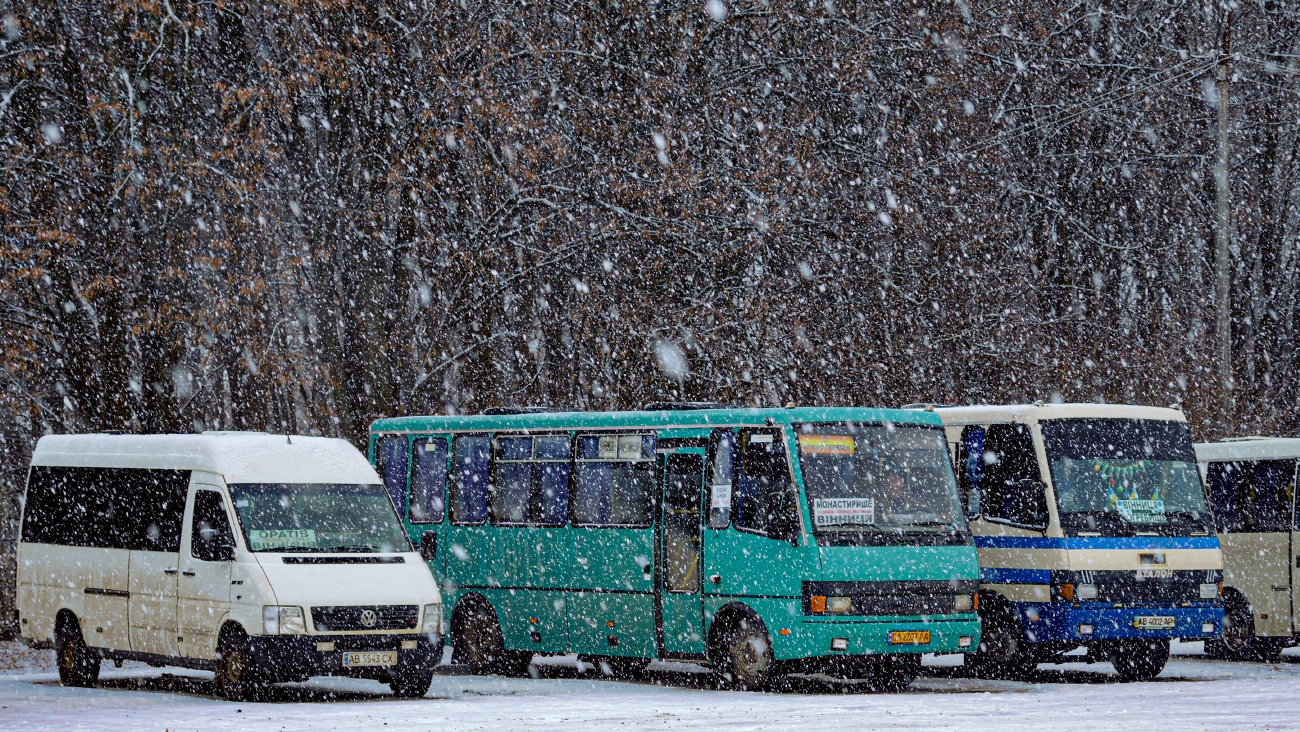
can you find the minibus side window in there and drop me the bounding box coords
[1252,460,1295,533]
[21,466,187,551]
[191,490,236,562]
[377,436,410,519]
[981,423,1048,529]
[410,437,448,524]
[707,429,735,529]
[450,435,490,525]
[734,429,800,538]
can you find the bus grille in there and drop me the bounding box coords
[311,605,419,632]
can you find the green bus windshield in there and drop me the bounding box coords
[795,423,965,533]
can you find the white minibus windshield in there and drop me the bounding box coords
[229,483,412,553]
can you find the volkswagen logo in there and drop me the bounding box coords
[359,609,378,628]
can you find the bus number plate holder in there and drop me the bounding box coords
[342,651,398,667]
[1132,616,1176,630]
[888,630,931,645]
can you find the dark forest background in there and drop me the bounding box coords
[2,1,1298,626]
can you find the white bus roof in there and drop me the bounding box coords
[30,432,379,485]
[1195,437,1300,462]
[931,403,1188,426]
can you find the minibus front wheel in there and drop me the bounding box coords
[389,666,435,698]
[215,629,262,702]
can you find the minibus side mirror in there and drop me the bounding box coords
[420,531,438,562]
[216,541,236,562]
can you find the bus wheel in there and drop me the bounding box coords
[582,655,651,679]
[867,654,920,692]
[1207,601,1251,660]
[969,603,1037,679]
[389,667,435,698]
[1109,640,1169,682]
[454,601,533,677]
[714,618,774,691]
[55,621,100,688]
[215,630,262,701]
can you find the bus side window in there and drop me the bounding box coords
[489,435,571,527]
[377,436,409,519]
[708,429,735,529]
[410,437,448,524]
[450,435,490,525]
[735,429,800,539]
[982,423,1047,529]
[572,434,655,527]
[959,426,985,518]
[1251,460,1295,533]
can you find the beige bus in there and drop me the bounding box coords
[1195,437,1299,662]
[927,403,1224,681]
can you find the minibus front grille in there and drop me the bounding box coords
[311,605,419,632]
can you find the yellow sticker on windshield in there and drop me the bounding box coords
[799,435,855,455]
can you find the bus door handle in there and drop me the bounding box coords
[1272,584,1289,591]
[163,568,178,576]
[709,574,722,585]
[182,570,196,577]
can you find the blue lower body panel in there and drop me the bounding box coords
[1013,602,1223,643]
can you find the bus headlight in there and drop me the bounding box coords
[422,604,443,635]
[954,594,974,612]
[1077,583,1098,601]
[1199,583,1220,600]
[263,606,306,635]
[826,597,853,614]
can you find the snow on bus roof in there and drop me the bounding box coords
[932,403,1188,425]
[1195,437,1300,462]
[30,432,379,485]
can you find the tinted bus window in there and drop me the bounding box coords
[410,438,448,524]
[734,429,797,535]
[451,435,490,524]
[490,435,571,526]
[21,467,188,551]
[572,434,655,527]
[376,436,409,519]
[1207,460,1296,533]
[707,429,735,529]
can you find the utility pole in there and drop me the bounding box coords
[1213,14,1233,426]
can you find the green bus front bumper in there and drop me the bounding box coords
[782,615,980,659]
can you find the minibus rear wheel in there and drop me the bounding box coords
[55,619,100,688]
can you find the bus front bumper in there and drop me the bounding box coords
[791,616,981,658]
[1014,602,1223,643]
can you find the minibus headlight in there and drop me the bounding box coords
[1200,583,1220,600]
[826,596,853,614]
[263,605,306,635]
[1077,583,1098,601]
[422,604,443,635]
[953,594,974,612]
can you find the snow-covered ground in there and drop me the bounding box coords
[1,642,1297,731]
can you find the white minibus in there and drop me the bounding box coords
[1195,437,1300,661]
[16,432,443,700]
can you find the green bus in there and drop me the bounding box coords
[368,405,980,690]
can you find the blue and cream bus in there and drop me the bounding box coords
[369,405,980,690]
[931,403,1224,681]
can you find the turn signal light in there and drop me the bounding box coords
[810,595,827,613]
[1059,583,1075,602]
